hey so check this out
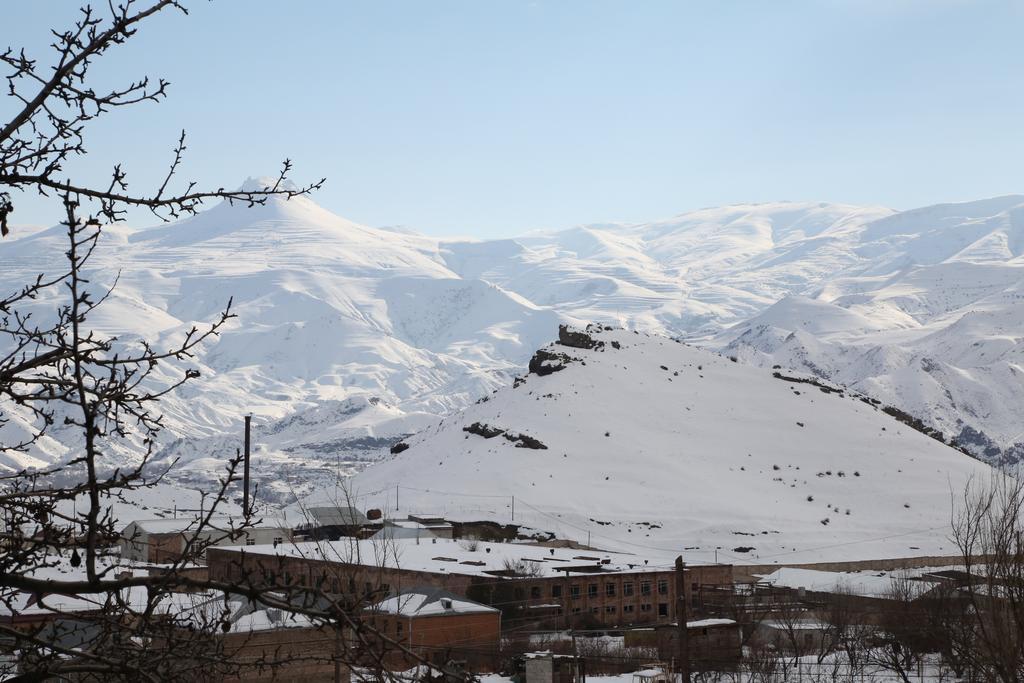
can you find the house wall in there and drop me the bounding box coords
[219,626,350,682]
[148,533,185,564]
[525,657,554,683]
[365,611,500,670]
[119,527,293,565]
[642,624,742,664]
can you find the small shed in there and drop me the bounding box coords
[519,652,585,683]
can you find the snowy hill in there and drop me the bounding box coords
[345,325,997,564]
[3,188,1023,515]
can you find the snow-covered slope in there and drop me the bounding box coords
[0,179,564,501]
[441,197,1024,468]
[711,198,1024,469]
[346,326,998,565]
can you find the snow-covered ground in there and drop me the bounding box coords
[344,326,999,565]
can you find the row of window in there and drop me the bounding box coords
[550,579,668,600]
[569,603,670,617]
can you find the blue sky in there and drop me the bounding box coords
[4,1,1023,237]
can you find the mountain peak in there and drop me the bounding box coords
[238,176,299,194]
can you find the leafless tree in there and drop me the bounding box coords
[861,573,926,683]
[948,475,1024,683]
[813,585,869,680]
[0,3,457,681]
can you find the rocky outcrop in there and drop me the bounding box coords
[462,422,547,449]
[558,324,602,350]
[389,441,410,454]
[528,348,574,376]
[463,422,505,438]
[503,432,548,450]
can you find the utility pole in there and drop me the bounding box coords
[242,414,252,517]
[675,555,691,683]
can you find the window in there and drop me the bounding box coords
[332,578,340,594]
[804,633,813,646]
[552,585,563,598]
[640,604,652,612]
[245,538,256,546]
[531,586,542,599]
[381,584,390,595]
[588,584,598,598]
[572,607,582,614]
[514,587,524,600]
[623,604,635,614]
[397,621,404,636]
[591,607,599,614]
[623,582,634,596]
[272,536,283,547]
[606,583,616,597]
[658,603,668,617]
[641,581,652,596]
[658,579,668,595]
[605,605,616,614]
[570,584,581,599]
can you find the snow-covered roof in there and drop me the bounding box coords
[308,506,369,527]
[370,525,443,541]
[367,587,498,617]
[687,618,736,628]
[215,536,689,577]
[128,516,289,534]
[386,518,452,530]
[757,567,939,600]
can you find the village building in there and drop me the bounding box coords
[622,618,742,665]
[118,517,292,564]
[213,598,351,682]
[206,537,733,631]
[750,618,831,655]
[363,587,500,670]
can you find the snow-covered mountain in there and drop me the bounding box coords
[344,325,997,565]
[2,186,1022,510]
[0,179,565,499]
[440,197,1024,469]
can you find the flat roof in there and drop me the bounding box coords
[367,587,499,617]
[128,516,289,534]
[212,537,705,578]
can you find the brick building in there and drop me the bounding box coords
[363,587,500,669]
[206,537,733,630]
